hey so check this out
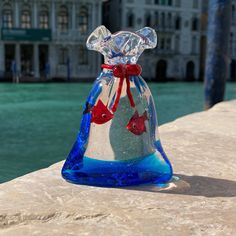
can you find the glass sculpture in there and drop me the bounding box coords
[61,26,173,187]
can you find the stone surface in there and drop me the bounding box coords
[1,100,236,236]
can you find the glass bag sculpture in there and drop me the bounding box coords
[62,26,173,187]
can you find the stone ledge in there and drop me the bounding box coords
[1,100,236,236]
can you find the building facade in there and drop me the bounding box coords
[103,0,202,81]
[0,0,102,81]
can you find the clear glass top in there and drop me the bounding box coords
[86,25,157,64]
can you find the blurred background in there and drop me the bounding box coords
[0,0,235,183]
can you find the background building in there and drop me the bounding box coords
[1,0,235,82]
[0,0,102,81]
[103,0,202,81]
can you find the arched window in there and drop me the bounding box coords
[192,17,198,31]
[186,61,195,81]
[127,12,134,27]
[168,13,172,28]
[161,12,165,28]
[145,13,151,27]
[2,3,13,28]
[156,60,167,81]
[175,16,181,30]
[78,6,88,33]
[78,45,88,65]
[175,35,180,52]
[166,37,171,50]
[58,5,69,32]
[21,4,31,29]
[155,11,159,26]
[160,37,165,49]
[39,5,49,29]
[192,36,197,53]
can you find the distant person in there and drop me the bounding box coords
[67,58,70,81]
[45,62,50,80]
[11,60,18,83]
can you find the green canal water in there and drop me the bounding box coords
[0,82,235,183]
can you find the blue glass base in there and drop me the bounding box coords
[62,152,172,187]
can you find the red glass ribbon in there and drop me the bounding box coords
[101,64,142,113]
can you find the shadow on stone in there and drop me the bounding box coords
[175,174,236,198]
[125,174,236,198]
